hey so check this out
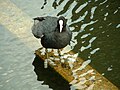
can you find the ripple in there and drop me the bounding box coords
[8,70,14,73]
[79,69,94,77]
[80,37,97,52]
[114,9,118,14]
[90,6,97,19]
[99,26,103,29]
[80,44,91,52]
[70,11,88,25]
[106,5,109,8]
[108,23,112,26]
[79,20,98,33]
[116,24,120,28]
[61,1,77,24]
[104,12,108,17]
[0,67,2,70]
[95,0,98,2]
[107,65,113,71]
[75,2,88,13]
[90,48,100,55]
[72,59,91,72]
[89,28,94,31]
[81,33,91,39]
[89,37,97,43]
[2,73,8,76]
[99,0,108,5]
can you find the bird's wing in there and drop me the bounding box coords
[32,21,44,38]
[32,16,58,38]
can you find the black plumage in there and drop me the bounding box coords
[32,16,72,50]
[32,16,72,68]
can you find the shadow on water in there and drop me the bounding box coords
[32,55,70,90]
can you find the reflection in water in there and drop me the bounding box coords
[32,55,70,90]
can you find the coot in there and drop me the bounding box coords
[32,16,72,66]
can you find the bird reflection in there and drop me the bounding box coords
[32,55,70,90]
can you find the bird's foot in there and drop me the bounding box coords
[61,61,70,69]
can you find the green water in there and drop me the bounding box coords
[53,0,120,88]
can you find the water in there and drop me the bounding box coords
[0,0,120,89]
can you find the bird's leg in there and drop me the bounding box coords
[57,48,64,57]
[58,49,66,68]
[57,49,63,64]
[45,48,48,59]
[44,48,48,68]
[58,49,61,57]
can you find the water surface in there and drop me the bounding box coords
[0,0,120,89]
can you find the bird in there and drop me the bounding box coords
[32,16,72,67]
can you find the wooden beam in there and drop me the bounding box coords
[35,48,119,90]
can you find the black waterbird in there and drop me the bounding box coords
[32,16,72,67]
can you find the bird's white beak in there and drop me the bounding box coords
[59,20,63,33]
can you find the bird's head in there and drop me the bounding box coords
[57,16,67,33]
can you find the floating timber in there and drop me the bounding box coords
[35,48,119,90]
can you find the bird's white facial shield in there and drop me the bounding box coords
[59,20,63,33]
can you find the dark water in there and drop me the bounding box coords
[0,0,120,89]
